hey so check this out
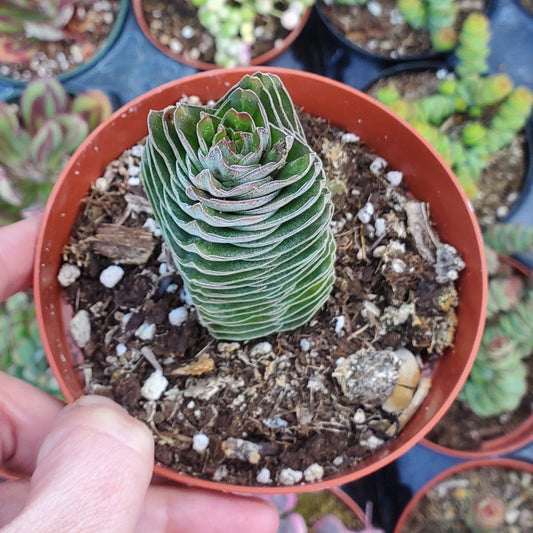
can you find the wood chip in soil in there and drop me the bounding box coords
[366,69,528,227]
[59,103,463,487]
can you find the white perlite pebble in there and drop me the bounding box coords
[334,315,346,336]
[250,342,273,357]
[300,338,311,351]
[367,1,383,16]
[370,157,388,175]
[341,132,360,143]
[169,307,188,326]
[135,322,156,341]
[192,433,210,452]
[353,408,366,424]
[386,170,403,186]
[128,165,140,177]
[279,468,303,485]
[131,144,144,157]
[127,176,140,186]
[180,286,193,305]
[257,468,272,484]
[304,463,324,483]
[116,343,127,356]
[57,264,81,287]
[375,218,386,237]
[357,202,374,224]
[99,265,124,288]
[140,370,168,400]
[181,25,194,39]
[69,310,91,348]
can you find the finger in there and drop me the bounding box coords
[6,395,154,533]
[0,479,30,526]
[0,372,63,478]
[0,215,41,301]
[135,486,280,533]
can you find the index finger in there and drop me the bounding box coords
[0,216,41,302]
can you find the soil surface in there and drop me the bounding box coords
[318,0,489,60]
[0,0,123,82]
[401,465,533,532]
[367,69,528,227]
[139,0,293,66]
[59,104,463,487]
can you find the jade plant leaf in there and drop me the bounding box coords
[141,72,336,340]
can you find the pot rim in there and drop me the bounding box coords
[0,0,129,87]
[394,457,533,533]
[131,0,311,71]
[34,66,487,493]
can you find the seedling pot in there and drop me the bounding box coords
[132,0,311,70]
[394,458,533,533]
[34,67,487,493]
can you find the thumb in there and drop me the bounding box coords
[7,395,154,533]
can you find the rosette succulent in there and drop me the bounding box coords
[141,72,336,340]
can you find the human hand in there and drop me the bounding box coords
[0,216,279,533]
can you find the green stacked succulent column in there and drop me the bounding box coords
[0,292,61,397]
[141,72,336,340]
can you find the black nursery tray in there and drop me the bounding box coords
[1,0,532,531]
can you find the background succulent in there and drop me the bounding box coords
[0,0,76,38]
[0,76,112,224]
[458,224,533,418]
[189,0,313,67]
[374,12,533,201]
[141,72,336,340]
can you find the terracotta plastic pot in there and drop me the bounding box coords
[422,257,533,459]
[0,0,129,87]
[34,67,487,494]
[132,0,311,70]
[328,487,367,525]
[394,458,533,533]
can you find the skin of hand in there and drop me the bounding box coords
[0,216,279,533]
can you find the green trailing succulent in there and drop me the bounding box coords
[141,72,336,341]
[459,225,533,418]
[0,292,61,397]
[0,76,112,224]
[374,12,533,200]
[189,0,313,67]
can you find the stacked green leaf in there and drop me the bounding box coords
[141,72,336,340]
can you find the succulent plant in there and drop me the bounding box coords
[0,292,61,397]
[458,224,533,418]
[263,492,383,532]
[0,76,113,224]
[374,13,533,201]
[189,0,313,67]
[0,0,76,46]
[141,72,336,340]
[468,494,506,532]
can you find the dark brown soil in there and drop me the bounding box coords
[401,465,533,532]
[139,0,292,66]
[318,0,488,60]
[0,0,123,82]
[517,0,533,15]
[367,69,528,227]
[59,105,463,487]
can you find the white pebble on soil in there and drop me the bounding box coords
[140,370,168,401]
[386,170,403,186]
[116,343,127,356]
[180,286,193,305]
[334,315,346,336]
[57,263,81,287]
[99,265,124,288]
[357,202,374,224]
[250,342,273,357]
[192,433,210,452]
[135,322,156,341]
[300,338,311,351]
[304,463,324,483]
[370,157,388,175]
[69,310,91,348]
[279,468,303,485]
[257,468,272,484]
[367,1,383,16]
[169,307,188,326]
[341,132,360,143]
